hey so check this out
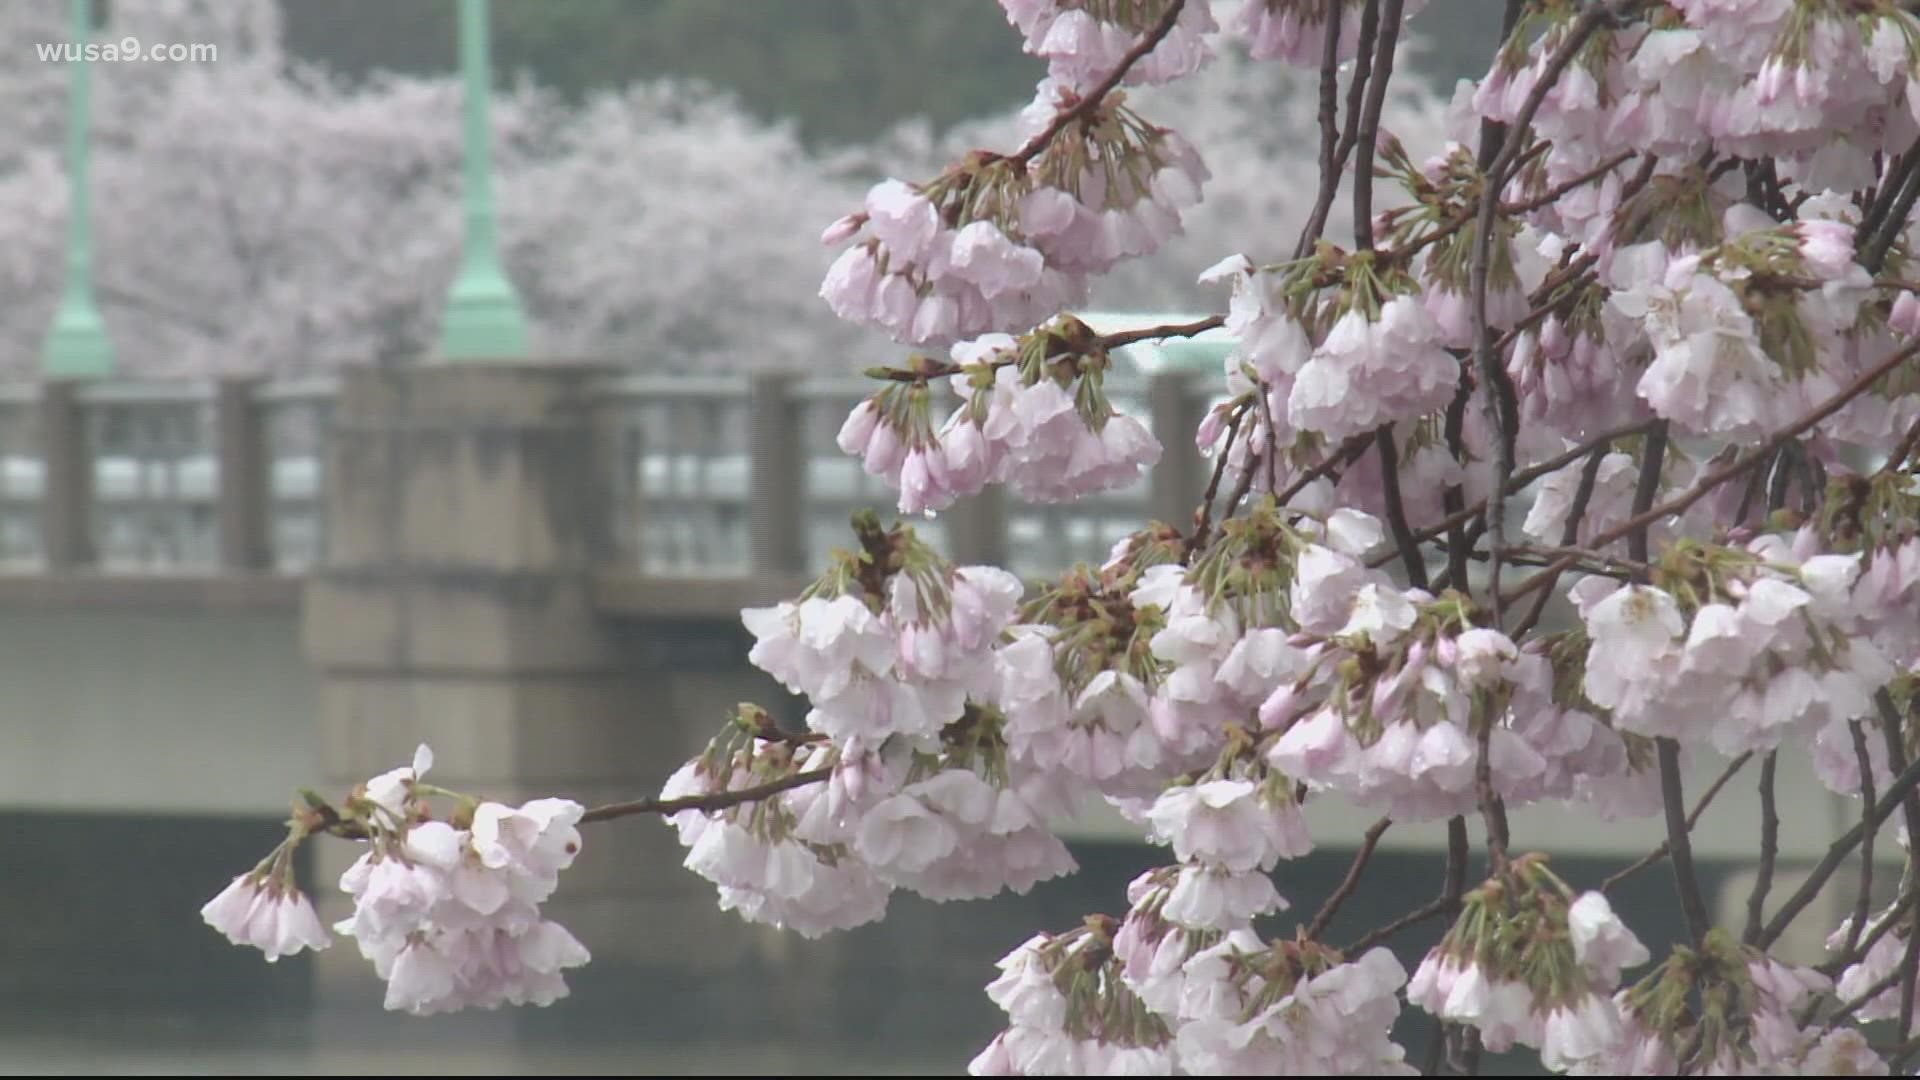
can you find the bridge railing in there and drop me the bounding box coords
[0,368,1214,583]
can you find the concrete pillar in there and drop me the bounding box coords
[1148,372,1207,531]
[300,364,773,1015]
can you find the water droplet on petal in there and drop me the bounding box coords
[1200,445,1216,458]
[923,509,938,520]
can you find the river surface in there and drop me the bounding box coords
[0,1007,957,1075]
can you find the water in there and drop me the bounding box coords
[0,1006,958,1075]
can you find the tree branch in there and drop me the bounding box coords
[1350,0,1406,252]
[580,767,833,825]
[1502,338,1920,607]
[1759,746,1920,949]
[1374,424,1430,588]
[1295,0,1378,257]
[1009,0,1189,166]
[1602,751,1754,893]
[1306,815,1393,941]
[1846,726,1879,959]
[1658,737,1713,945]
[1742,751,1781,946]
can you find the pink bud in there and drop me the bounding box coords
[819,213,865,246]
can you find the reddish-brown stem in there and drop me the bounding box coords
[1501,338,1920,607]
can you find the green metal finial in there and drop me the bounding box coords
[437,0,529,361]
[44,0,114,378]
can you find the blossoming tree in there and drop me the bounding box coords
[204,0,1920,1073]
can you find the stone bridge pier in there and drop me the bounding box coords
[299,362,824,1036]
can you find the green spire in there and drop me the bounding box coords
[437,0,529,361]
[44,0,113,378]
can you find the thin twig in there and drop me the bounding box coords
[1375,424,1430,589]
[580,767,833,824]
[1182,399,1250,561]
[1512,446,1608,637]
[1502,338,1920,607]
[1847,725,1880,959]
[1758,747,1920,948]
[1306,816,1393,941]
[1008,0,1189,166]
[1343,895,1459,956]
[1273,431,1375,507]
[1374,416,1661,568]
[1822,887,1918,978]
[1346,816,1470,956]
[1602,751,1754,892]
[1469,3,1622,619]
[1386,149,1637,265]
[1099,314,1225,351]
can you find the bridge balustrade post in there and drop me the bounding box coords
[215,377,271,571]
[1148,371,1208,534]
[747,373,806,577]
[40,381,93,571]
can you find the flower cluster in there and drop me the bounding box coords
[1173,932,1415,1074]
[1579,928,1871,1075]
[971,921,1178,1075]
[836,319,1162,515]
[1611,221,1874,443]
[820,93,1206,347]
[1408,862,1649,1070]
[1230,0,1431,67]
[999,0,1218,90]
[1578,537,1894,759]
[332,747,590,1015]
[666,515,1081,934]
[203,745,591,1016]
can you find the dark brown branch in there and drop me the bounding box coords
[1295,0,1379,257]
[1658,737,1713,945]
[1009,0,1189,166]
[580,767,833,825]
[1847,726,1879,959]
[1625,420,1668,568]
[1305,816,1393,941]
[1602,751,1753,893]
[1374,424,1430,589]
[1502,338,1920,607]
[1373,416,1661,567]
[1511,446,1608,638]
[1182,399,1250,562]
[1469,3,1621,620]
[1302,0,1346,256]
[1758,745,1920,948]
[1742,751,1781,946]
[1863,146,1920,274]
[1350,0,1406,252]
[1858,141,1920,249]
